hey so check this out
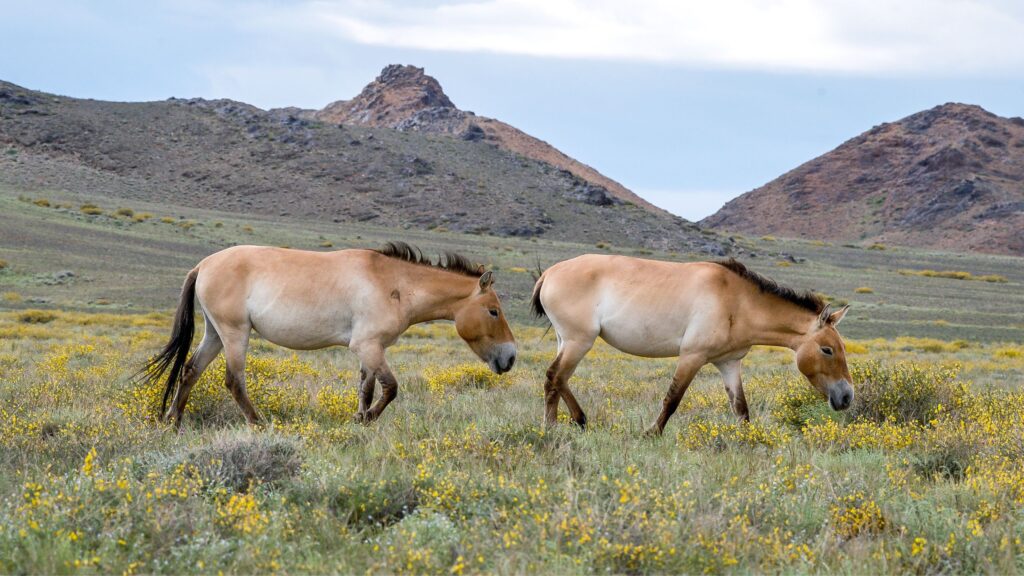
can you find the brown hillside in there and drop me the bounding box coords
[316,64,660,211]
[702,104,1024,255]
[0,79,725,254]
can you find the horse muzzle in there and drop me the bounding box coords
[488,343,517,375]
[827,380,854,411]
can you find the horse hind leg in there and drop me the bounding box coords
[545,339,593,428]
[166,322,223,429]
[222,328,262,425]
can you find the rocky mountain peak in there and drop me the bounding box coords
[318,64,456,127]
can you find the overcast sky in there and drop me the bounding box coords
[2,0,1023,220]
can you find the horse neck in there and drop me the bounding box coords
[740,291,818,350]
[399,266,478,325]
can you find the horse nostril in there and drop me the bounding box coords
[508,354,516,369]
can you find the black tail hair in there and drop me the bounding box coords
[530,275,547,319]
[137,268,199,417]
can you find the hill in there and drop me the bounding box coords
[702,104,1024,255]
[315,64,657,210]
[0,77,721,254]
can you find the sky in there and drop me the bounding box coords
[2,0,1023,220]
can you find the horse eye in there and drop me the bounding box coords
[488,309,499,318]
[820,346,834,356]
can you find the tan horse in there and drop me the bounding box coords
[141,242,517,428]
[531,255,853,435]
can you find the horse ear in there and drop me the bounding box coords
[816,303,833,329]
[828,304,850,326]
[479,270,494,289]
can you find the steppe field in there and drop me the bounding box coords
[2,186,1024,574]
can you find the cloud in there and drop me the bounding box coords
[287,0,1024,75]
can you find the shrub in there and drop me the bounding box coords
[846,361,966,425]
[213,221,224,228]
[993,347,1021,359]
[507,266,528,273]
[775,261,792,267]
[845,341,869,354]
[2,291,22,303]
[829,492,887,538]
[975,274,1009,283]
[32,198,51,207]
[114,207,134,217]
[17,309,58,324]
[595,242,610,249]
[423,363,504,395]
[170,433,303,492]
[329,477,419,528]
[854,286,874,294]
[0,259,7,270]
[867,243,886,250]
[160,217,176,224]
[132,212,153,222]
[761,235,777,241]
[177,221,194,230]
[319,240,333,248]
[242,225,254,233]
[898,269,1007,283]
[79,204,103,215]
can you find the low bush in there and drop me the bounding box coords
[846,361,966,425]
[17,310,58,324]
[169,433,303,492]
[423,363,505,396]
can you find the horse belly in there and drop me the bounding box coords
[249,303,353,350]
[598,313,684,358]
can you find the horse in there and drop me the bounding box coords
[141,242,517,428]
[530,255,853,435]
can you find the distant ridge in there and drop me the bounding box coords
[0,76,726,254]
[703,103,1024,255]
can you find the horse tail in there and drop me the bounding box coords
[138,267,199,417]
[530,272,547,319]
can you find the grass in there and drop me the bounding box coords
[899,269,1009,283]
[1,186,1022,341]
[0,311,1022,573]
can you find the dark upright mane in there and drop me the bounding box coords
[376,241,483,277]
[715,258,824,313]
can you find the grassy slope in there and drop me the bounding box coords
[1,185,1022,341]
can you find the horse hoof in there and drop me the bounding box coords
[643,426,663,438]
[354,411,367,424]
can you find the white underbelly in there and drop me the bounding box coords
[248,302,353,350]
[598,313,683,358]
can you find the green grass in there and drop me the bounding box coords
[1,186,1023,341]
[0,311,1022,573]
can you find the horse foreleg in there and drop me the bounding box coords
[352,343,396,423]
[715,359,749,422]
[647,354,704,436]
[365,362,397,422]
[354,365,376,423]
